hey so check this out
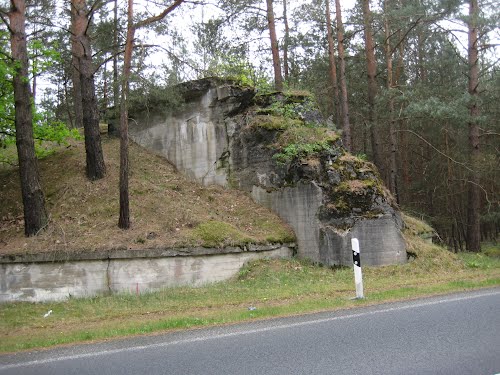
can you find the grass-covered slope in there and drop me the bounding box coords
[0,136,294,255]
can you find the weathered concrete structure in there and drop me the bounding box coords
[129,78,406,267]
[0,244,293,302]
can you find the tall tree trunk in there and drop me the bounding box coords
[63,78,75,128]
[466,0,481,252]
[31,25,37,99]
[113,0,119,121]
[118,0,134,229]
[325,0,340,128]
[334,0,351,151]
[283,0,290,82]
[72,0,106,180]
[362,0,382,173]
[417,30,427,82]
[102,61,108,111]
[416,0,426,83]
[8,0,48,236]
[384,0,399,201]
[266,0,283,91]
[117,0,184,230]
[71,5,83,129]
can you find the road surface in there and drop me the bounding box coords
[1,288,499,375]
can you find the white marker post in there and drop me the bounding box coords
[351,238,364,299]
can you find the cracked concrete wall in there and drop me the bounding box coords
[251,183,323,263]
[0,246,293,303]
[319,216,406,266]
[129,88,232,186]
[0,261,109,302]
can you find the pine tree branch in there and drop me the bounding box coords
[388,16,424,55]
[0,10,14,34]
[394,129,473,173]
[457,179,492,210]
[135,0,185,30]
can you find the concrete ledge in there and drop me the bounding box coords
[0,244,295,303]
[0,243,296,264]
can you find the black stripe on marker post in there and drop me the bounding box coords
[352,250,361,267]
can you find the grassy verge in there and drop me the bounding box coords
[1,236,499,354]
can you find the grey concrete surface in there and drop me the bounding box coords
[0,288,498,375]
[0,245,293,303]
[320,215,407,266]
[252,182,323,263]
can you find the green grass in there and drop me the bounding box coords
[1,241,499,353]
[460,252,500,269]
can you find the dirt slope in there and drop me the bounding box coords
[0,136,294,255]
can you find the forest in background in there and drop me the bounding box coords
[0,0,498,252]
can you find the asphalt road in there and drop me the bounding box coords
[1,288,499,375]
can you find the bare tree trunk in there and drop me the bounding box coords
[266,0,283,91]
[8,0,48,236]
[72,0,106,180]
[31,27,37,99]
[102,60,108,111]
[362,0,382,172]
[466,0,481,252]
[113,0,119,120]
[334,0,351,151]
[118,0,134,229]
[325,0,340,128]
[384,0,399,201]
[417,31,427,82]
[31,23,38,99]
[70,5,83,129]
[117,0,184,230]
[416,0,426,83]
[63,78,74,128]
[283,0,290,82]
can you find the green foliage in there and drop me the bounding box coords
[253,93,320,131]
[33,112,81,143]
[128,76,184,115]
[0,114,81,165]
[28,39,61,78]
[261,93,316,117]
[0,32,15,147]
[273,126,339,164]
[0,30,72,164]
[354,153,367,161]
[273,141,332,164]
[205,55,272,92]
[402,90,471,126]
[252,93,340,164]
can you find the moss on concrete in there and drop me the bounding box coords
[190,221,253,248]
